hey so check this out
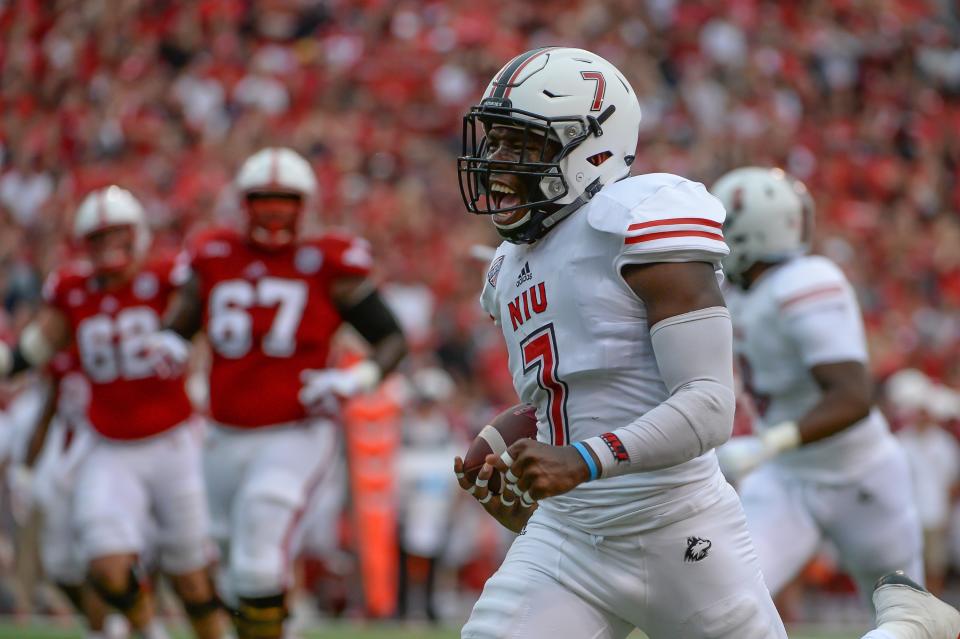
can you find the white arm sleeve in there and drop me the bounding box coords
[582,307,735,476]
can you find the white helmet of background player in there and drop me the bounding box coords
[235,147,318,250]
[458,47,642,243]
[710,167,814,282]
[74,185,151,275]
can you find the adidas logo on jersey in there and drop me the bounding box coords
[515,261,532,287]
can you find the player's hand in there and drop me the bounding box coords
[487,439,591,503]
[298,361,382,413]
[454,456,535,533]
[145,330,191,379]
[717,423,800,482]
[716,435,768,482]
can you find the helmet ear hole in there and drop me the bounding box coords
[586,151,612,167]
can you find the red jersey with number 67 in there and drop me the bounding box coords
[43,259,193,440]
[177,227,373,428]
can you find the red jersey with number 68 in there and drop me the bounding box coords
[43,259,193,440]
[177,227,373,428]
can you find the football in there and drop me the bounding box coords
[463,403,538,494]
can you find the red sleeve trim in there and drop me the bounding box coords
[627,217,723,231]
[779,284,846,309]
[625,230,725,244]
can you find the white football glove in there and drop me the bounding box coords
[298,361,382,413]
[716,422,800,482]
[146,330,191,379]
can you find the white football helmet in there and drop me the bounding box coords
[459,47,642,243]
[236,147,317,249]
[710,167,814,281]
[235,147,318,198]
[74,186,151,273]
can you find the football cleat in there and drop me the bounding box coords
[873,571,960,639]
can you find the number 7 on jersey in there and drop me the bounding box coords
[520,323,570,446]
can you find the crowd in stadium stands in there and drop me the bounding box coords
[1,0,960,623]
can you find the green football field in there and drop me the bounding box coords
[0,621,862,639]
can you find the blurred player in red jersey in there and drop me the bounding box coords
[149,147,407,639]
[0,187,225,639]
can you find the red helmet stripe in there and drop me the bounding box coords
[269,149,280,187]
[487,47,558,99]
[97,190,108,227]
[503,47,558,99]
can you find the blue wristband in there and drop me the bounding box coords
[572,442,599,481]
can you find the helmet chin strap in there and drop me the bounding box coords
[496,178,604,244]
[539,178,603,232]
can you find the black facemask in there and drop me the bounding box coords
[457,98,614,244]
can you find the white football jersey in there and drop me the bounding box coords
[480,173,730,535]
[725,255,898,482]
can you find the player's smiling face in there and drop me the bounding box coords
[483,124,561,227]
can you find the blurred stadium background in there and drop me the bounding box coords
[1,0,960,637]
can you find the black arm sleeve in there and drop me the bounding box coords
[164,272,204,339]
[9,347,31,377]
[338,289,403,344]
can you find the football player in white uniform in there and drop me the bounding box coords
[449,46,951,639]
[452,46,787,639]
[712,167,924,606]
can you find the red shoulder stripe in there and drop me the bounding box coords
[627,217,723,231]
[624,230,725,244]
[779,284,846,309]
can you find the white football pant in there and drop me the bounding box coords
[73,417,211,574]
[204,418,340,598]
[463,482,786,639]
[740,444,923,604]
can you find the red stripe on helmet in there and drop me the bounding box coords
[503,47,558,99]
[269,149,280,187]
